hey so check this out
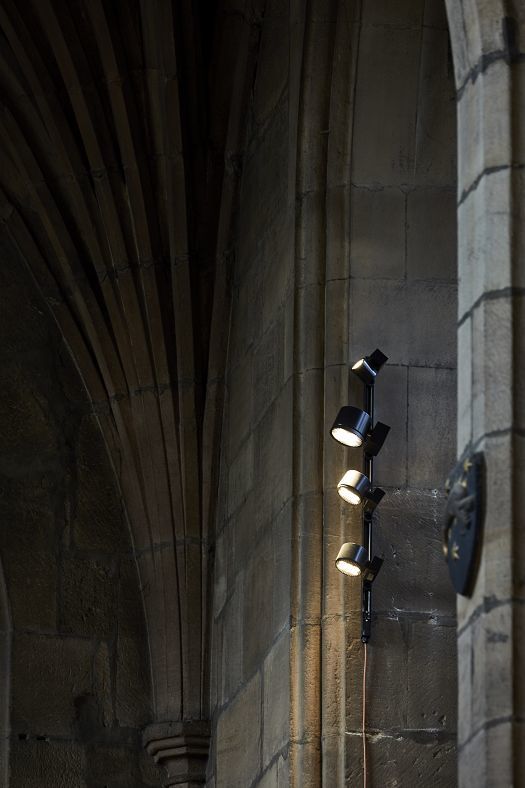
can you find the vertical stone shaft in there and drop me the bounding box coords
[321,0,361,784]
[446,1,525,784]
[290,1,337,784]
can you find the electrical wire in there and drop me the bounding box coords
[362,642,368,788]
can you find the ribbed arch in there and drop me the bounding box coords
[0,0,236,735]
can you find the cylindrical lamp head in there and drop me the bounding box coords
[351,348,388,385]
[337,469,371,504]
[351,357,377,385]
[335,542,369,576]
[330,406,371,448]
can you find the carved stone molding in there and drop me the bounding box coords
[143,721,211,786]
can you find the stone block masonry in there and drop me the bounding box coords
[0,248,163,787]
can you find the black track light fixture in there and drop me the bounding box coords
[335,543,383,582]
[330,405,390,455]
[331,347,390,643]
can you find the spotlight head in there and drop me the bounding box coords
[337,470,370,504]
[352,348,388,385]
[337,470,385,510]
[335,542,383,582]
[335,543,368,576]
[331,406,371,448]
[331,406,390,456]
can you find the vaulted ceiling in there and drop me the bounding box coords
[0,0,254,740]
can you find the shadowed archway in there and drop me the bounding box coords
[0,0,255,782]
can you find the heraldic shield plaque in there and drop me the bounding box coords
[443,451,485,597]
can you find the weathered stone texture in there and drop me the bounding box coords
[61,556,116,638]
[252,0,289,125]
[210,7,294,785]
[115,635,153,728]
[350,187,406,279]
[457,317,472,451]
[228,435,254,516]
[0,250,157,785]
[256,752,290,787]
[72,416,128,553]
[220,580,244,706]
[263,631,290,769]
[9,740,86,788]
[346,3,458,784]
[346,734,456,787]
[253,383,293,524]
[458,61,512,189]
[407,189,457,281]
[362,0,424,27]
[212,1,459,785]
[11,634,93,738]
[228,358,254,463]
[242,518,283,679]
[457,170,513,320]
[10,1,525,787]
[373,365,408,489]
[3,548,57,630]
[446,2,525,785]
[350,279,456,368]
[352,23,422,186]
[216,674,262,788]
[408,367,456,488]
[373,490,455,617]
[407,621,457,729]
[459,721,514,788]
[471,298,513,444]
[236,99,290,271]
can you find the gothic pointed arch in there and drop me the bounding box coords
[0,1,251,781]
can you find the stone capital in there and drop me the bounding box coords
[143,720,211,786]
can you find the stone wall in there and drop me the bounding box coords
[0,237,162,787]
[209,2,294,785]
[6,0,524,786]
[210,0,458,786]
[345,1,458,783]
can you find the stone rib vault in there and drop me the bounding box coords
[0,1,243,779]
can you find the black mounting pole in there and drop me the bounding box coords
[362,383,374,643]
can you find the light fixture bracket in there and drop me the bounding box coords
[363,487,385,513]
[364,421,390,457]
[363,555,383,583]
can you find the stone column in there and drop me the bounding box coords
[289,1,337,784]
[446,2,525,784]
